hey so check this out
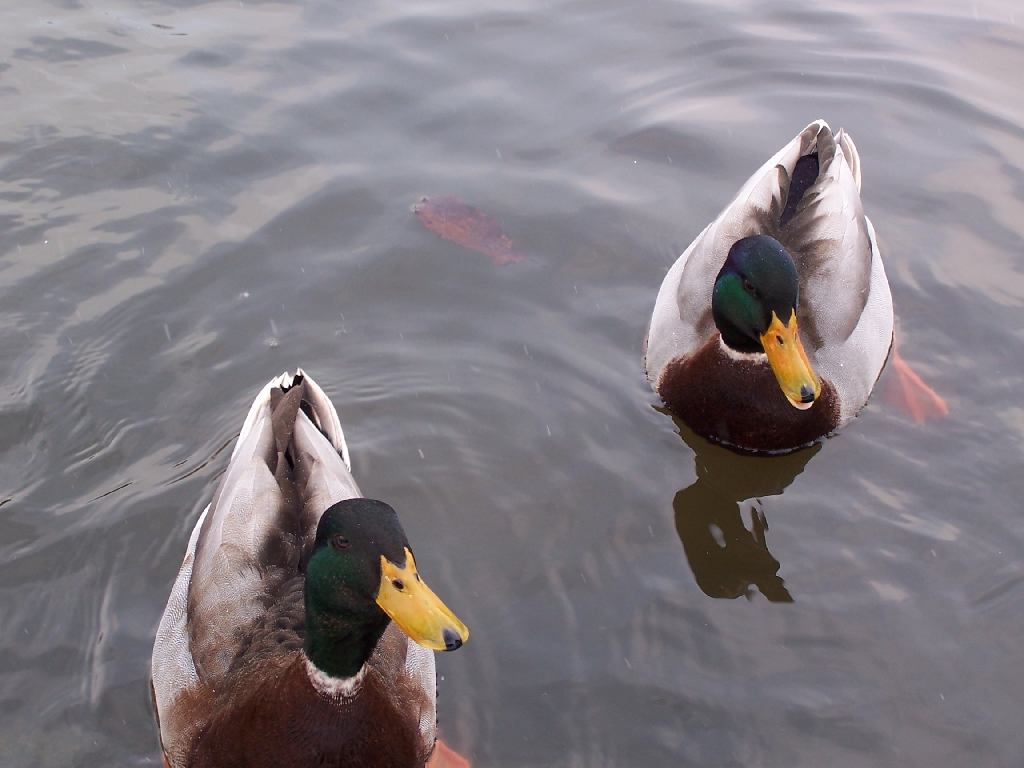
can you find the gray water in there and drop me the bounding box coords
[2,0,1023,765]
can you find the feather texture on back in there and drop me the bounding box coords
[152,370,443,768]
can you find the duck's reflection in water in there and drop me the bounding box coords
[671,420,820,603]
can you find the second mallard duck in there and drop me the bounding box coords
[646,120,894,453]
[152,370,469,767]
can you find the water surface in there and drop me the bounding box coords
[2,0,1024,765]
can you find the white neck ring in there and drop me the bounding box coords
[302,652,367,699]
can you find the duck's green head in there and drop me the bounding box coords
[304,498,469,679]
[712,235,821,409]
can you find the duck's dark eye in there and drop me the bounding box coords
[392,578,405,591]
[330,534,350,550]
[743,278,755,294]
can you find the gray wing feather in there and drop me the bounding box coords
[291,409,362,566]
[151,505,207,764]
[783,127,872,351]
[177,371,357,684]
[188,403,295,682]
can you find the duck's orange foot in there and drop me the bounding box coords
[883,343,949,423]
[428,738,471,768]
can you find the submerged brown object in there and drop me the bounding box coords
[883,341,949,423]
[415,196,524,265]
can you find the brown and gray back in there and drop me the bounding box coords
[151,370,436,767]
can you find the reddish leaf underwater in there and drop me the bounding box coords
[415,196,524,265]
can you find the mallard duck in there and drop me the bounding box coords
[151,370,469,768]
[646,120,894,453]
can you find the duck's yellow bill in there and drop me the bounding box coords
[760,311,821,410]
[376,548,469,652]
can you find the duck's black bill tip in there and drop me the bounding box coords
[442,628,463,651]
[799,386,816,404]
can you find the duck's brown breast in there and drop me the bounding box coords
[186,656,427,768]
[659,333,840,453]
